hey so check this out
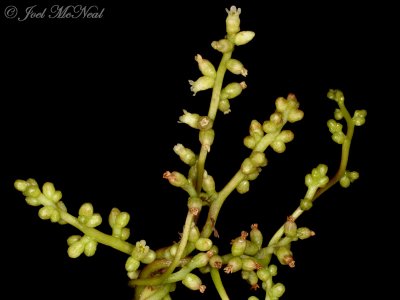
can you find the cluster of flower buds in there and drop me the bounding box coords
[188,54,216,96]
[108,208,131,241]
[78,202,102,227]
[300,164,329,210]
[67,234,98,258]
[339,170,360,188]
[125,240,156,279]
[14,179,67,224]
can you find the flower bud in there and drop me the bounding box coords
[241,158,256,175]
[195,54,216,78]
[268,264,278,276]
[244,240,259,256]
[68,241,85,258]
[182,273,206,293]
[24,185,41,198]
[120,227,131,241]
[284,216,297,238]
[209,255,223,269]
[42,182,56,200]
[250,224,263,249]
[211,39,234,53]
[236,179,250,194]
[218,98,231,114]
[84,240,98,257]
[188,76,215,96]
[141,249,156,264]
[25,196,40,206]
[226,58,248,76]
[334,108,343,120]
[353,109,367,126]
[287,109,304,123]
[234,31,255,46]
[178,109,201,129]
[38,206,54,220]
[50,210,61,223]
[300,198,313,210]
[327,89,344,103]
[297,227,315,240]
[270,282,285,298]
[173,144,197,166]
[225,6,241,34]
[85,213,102,228]
[67,235,81,246]
[256,267,271,282]
[79,203,94,217]
[202,171,216,194]
[275,246,295,268]
[108,207,120,228]
[250,151,267,167]
[127,270,140,280]
[220,81,247,100]
[195,237,213,252]
[189,252,210,269]
[231,231,248,256]
[115,211,130,228]
[271,140,286,153]
[224,256,243,273]
[198,116,214,130]
[242,257,261,272]
[199,129,215,152]
[163,171,189,188]
[14,179,28,192]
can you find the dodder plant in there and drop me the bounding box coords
[14,6,367,300]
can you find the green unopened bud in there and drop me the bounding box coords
[178,109,201,129]
[262,120,278,134]
[209,255,223,269]
[305,164,329,188]
[284,216,297,238]
[250,224,263,249]
[241,158,256,175]
[68,241,85,258]
[236,179,250,194]
[50,210,61,223]
[221,81,247,100]
[250,151,267,167]
[334,108,343,120]
[182,273,206,293]
[340,170,359,188]
[67,235,81,246]
[248,296,259,300]
[225,6,241,34]
[25,196,40,206]
[108,208,120,227]
[353,109,367,126]
[271,140,286,153]
[173,144,197,166]
[188,196,202,216]
[242,257,261,272]
[189,252,210,269]
[195,54,216,78]
[115,211,130,228]
[211,39,234,53]
[231,231,248,256]
[120,227,130,241]
[24,185,41,198]
[126,256,140,272]
[189,225,200,243]
[189,76,215,96]
[163,171,188,188]
[270,282,285,298]
[85,213,102,228]
[244,240,259,256]
[278,130,294,143]
[84,240,97,257]
[226,58,248,76]
[202,171,216,194]
[42,182,56,199]
[38,206,54,220]
[276,246,295,268]
[234,31,255,46]
[127,270,140,280]
[327,89,344,103]
[195,237,213,252]
[243,136,257,149]
[224,256,243,273]
[256,267,271,282]
[79,203,94,217]
[297,227,316,240]
[14,179,28,192]
[268,264,278,276]
[287,109,304,123]
[300,198,313,210]
[141,249,156,264]
[218,98,231,114]
[199,129,215,152]
[275,97,288,112]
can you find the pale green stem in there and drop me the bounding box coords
[210,268,230,300]
[130,212,194,286]
[195,51,233,194]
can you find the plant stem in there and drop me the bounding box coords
[195,51,232,194]
[210,268,230,300]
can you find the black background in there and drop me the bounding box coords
[1,0,384,299]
